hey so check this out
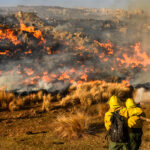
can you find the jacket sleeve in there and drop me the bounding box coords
[132,107,144,116]
[128,107,145,128]
[128,116,139,128]
[104,111,112,131]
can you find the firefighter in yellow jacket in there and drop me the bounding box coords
[104,95,129,150]
[126,98,145,150]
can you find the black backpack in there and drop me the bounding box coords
[109,110,128,143]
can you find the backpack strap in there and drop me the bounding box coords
[115,110,120,114]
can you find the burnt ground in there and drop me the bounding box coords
[0,103,150,150]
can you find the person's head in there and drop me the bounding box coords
[125,98,136,108]
[109,95,121,109]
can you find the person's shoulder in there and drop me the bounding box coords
[119,107,127,112]
[120,106,127,110]
[119,107,128,117]
[105,109,113,116]
[128,107,144,116]
[134,107,144,113]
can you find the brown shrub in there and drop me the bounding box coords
[59,81,130,108]
[8,100,20,112]
[37,90,44,101]
[56,93,62,101]
[60,95,72,107]
[16,97,25,108]
[54,112,90,139]
[0,81,131,112]
[28,94,38,103]
[60,95,80,107]
[42,94,53,112]
[0,91,15,110]
[96,103,108,117]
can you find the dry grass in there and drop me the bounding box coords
[0,81,131,112]
[60,81,130,108]
[41,94,53,112]
[0,91,15,110]
[96,103,108,117]
[0,89,54,111]
[8,100,20,112]
[54,111,90,139]
[0,90,45,111]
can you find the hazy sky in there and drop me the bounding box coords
[0,0,149,10]
[0,0,128,8]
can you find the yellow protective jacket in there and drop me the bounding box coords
[127,106,145,129]
[104,107,128,131]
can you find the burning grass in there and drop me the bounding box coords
[1,11,150,93]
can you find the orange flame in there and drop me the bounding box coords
[24,49,32,54]
[80,74,88,81]
[0,50,10,55]
[117,43,150,69]
[94,40,114,54]
[0,29,20,45]
[121,80,130,87]
[42,72,51,83]
[58,72,70,80]
[24,68,34,76]
[19,20,46,44]
[46,47,52,55]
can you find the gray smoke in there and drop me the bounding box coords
[0,53,89,92]
[134,88,150,103]
[0,6,150,92]
[132,72,150,85]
